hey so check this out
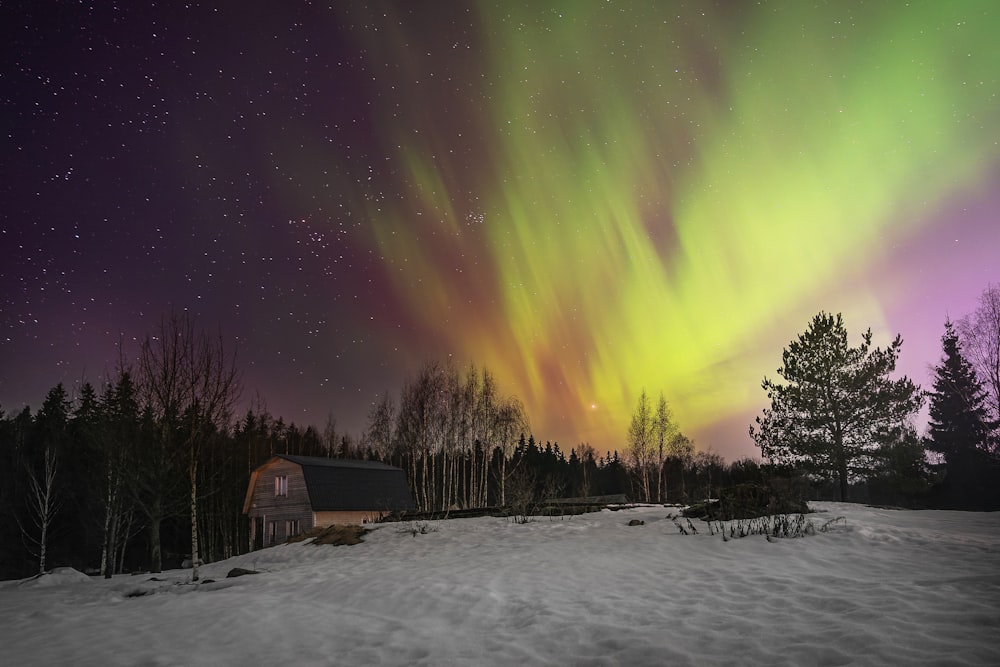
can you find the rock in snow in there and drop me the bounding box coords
[225,567,258,578]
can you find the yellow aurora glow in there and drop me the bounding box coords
[348,2,1000,454]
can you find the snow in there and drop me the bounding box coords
[2,503,998,666]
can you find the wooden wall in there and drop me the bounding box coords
[246,458,314,545]
[313,510,385,527]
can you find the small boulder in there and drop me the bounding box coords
[226,567,259,578]
[627,519,645,526]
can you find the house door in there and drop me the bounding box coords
[253,517,264,550]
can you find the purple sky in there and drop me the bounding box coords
[3,2,998,460]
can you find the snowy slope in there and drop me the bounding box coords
[2,503,998,666]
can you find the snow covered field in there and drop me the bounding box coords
[2,503,998,666]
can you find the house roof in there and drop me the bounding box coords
[254,455,415,513]
[276,454,401,471]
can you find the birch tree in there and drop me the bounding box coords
[137,313,240,580]
[627,389,655,502]
[958,284,1000,450]
[654,393,680,503]
[494,395,529,507]
[19,384,70,574]
[21,446,60,574]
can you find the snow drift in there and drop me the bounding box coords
[1,502,998,666]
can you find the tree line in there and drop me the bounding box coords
[0,312,716,581]
[1,313,246,582]
[748,284,1000,509]
[0,350,765,581]
[3,283,998,580]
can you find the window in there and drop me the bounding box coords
[274,475,287,497]
[267,521,277,545]
[286,519,300,537]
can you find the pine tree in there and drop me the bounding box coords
[925,321,994,464]
[750,312,922,501]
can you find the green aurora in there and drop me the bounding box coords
[346,1,999,451]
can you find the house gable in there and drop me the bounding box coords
[242,457,312,519]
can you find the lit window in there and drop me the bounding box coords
[274,475,287,497]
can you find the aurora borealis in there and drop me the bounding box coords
[3,1,999,460]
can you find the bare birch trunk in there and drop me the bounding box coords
[421,451,430,511]
[21,447,60,575]
[104,509,117,578]
[499,454,506,507]
[190,459,200,582]
[100,465,114,577]
[116,507,133,575]
[480,448,489,507]
[149,508,163,573]
[461,452,468,509]
[466,452,474,509]
[429,449,437,511]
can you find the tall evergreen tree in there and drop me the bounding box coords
[98,371,143,577]
[750,312,922,501]
[66,382,104,568]
[925,321,994,464]
[35,384,71,453]
[0,406,33,576]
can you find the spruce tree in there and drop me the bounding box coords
[925,321,994,464]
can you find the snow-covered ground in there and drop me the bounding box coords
[2,503,998,666]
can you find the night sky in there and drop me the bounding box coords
[3,1,999,460]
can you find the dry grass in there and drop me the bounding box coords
[288,524,370,546]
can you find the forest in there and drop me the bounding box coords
[0,351,763,582]
[2,284,998,581]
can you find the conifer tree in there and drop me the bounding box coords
[925,321,994,464]
[98,371,142,577]
[750,312,922,501]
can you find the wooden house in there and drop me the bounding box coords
[243,455,415,548]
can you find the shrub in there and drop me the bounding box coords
[289,524,369,546]
[682,481,808,520]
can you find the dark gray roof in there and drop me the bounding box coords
[276,455,415,512]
